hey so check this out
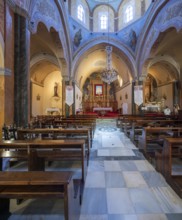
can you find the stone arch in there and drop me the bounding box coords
[141,55,180,82]
[30,53,60,84]
[71,37,137,89]
[137,0,182,75]
[29,0,70,76]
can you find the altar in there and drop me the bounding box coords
[46,108,61,115]
[93,107,112,116]
[93,107,112,112]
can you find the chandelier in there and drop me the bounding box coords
[101,46,118,84]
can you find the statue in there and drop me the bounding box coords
[54,82,59,97]
[74,29,82,47]
[129,29,137,50]
[173,104,180,115]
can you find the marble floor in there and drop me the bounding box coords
[4,119,182,220]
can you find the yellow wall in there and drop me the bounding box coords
[32,71,62,116]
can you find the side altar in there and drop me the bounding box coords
[46,108,61,115]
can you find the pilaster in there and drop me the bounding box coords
[14,14,30,127]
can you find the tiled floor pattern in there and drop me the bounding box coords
[79,119,182,220]
[4,119,182,220]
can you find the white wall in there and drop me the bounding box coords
[116,83,132,114]
[32,83,44,117]
[157,83,173,110]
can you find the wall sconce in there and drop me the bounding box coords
[36,94,40,101]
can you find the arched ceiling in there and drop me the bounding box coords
[146,29,182,85]
[148,62,178,85]
[74,45,133,88]
[31,60,60,85]
[30,23,62,85]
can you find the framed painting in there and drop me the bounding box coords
[95,84,103,96]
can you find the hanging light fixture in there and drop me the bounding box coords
[101,46,118,84]
[101,2,118,84]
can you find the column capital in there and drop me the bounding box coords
[62,75,70,82]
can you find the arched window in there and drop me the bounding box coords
[100,14,108,30]
[125,5,133,23]
[77,4,85,22]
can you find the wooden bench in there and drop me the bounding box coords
[53,119,96,137]
[138,127,182,161]
[130,119,182,145]
[156,138,182,198]
[17,128,91,160]
[0,139,87,183]
[0,171,81,220]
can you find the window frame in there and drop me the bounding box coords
[77,4,85,23]
[99,12,108,31]
[124,4,134,23]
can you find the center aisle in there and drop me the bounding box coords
[79,119,182,220]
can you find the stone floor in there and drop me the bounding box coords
[5,119,182,220]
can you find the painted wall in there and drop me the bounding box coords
[116,83,132,114]
[43,71,62,114]
[32,83,44,117]
[32,71,62,116]
[158,83,173,111]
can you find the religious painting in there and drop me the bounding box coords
[94,84,103,96]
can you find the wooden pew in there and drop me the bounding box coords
[0,139,87,183]
[0,171,81,220]
[68,114,98,119]
[157,138,182,198]
[52,120,95,142]
[138,127,182,160]
[130,120,182,145]
[119,114,177,133]
[17,128,91,161]
[162,138,182,177]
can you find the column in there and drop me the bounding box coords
[72,80,76,115]
[62,75,70,117]
[173,81,179,106]
[131,80,136,114]
[14,14,30,127]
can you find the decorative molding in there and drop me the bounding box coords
[0,68,12,76]
[6,0,29,18]
[6,0,16,9]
